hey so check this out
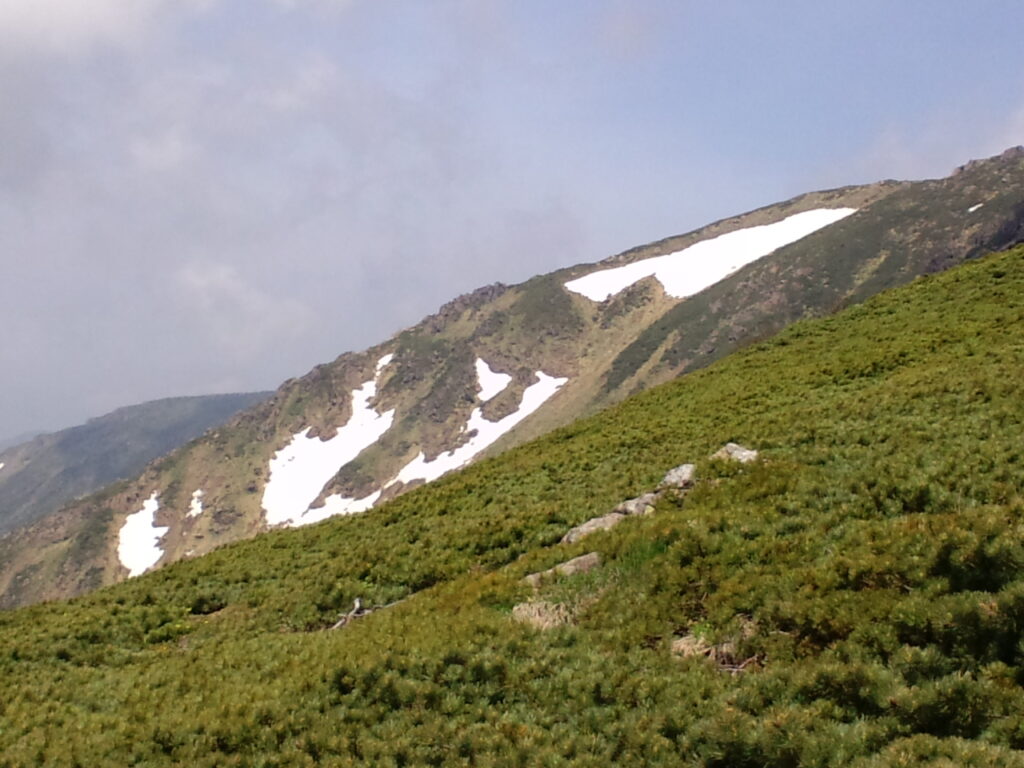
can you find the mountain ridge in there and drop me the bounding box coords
[0,392,270,537]
[2,241,1023,764]
[2,148,1023,609]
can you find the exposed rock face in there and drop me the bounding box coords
[560,513,626,544]
[659,464,696,489]
[524,552,602,589]
[613,491,661,515]
[711,443,758,463]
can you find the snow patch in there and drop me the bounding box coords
[475,358,512,401]
[117,492,169,577]
[262,356,395,527]
[392,371,568,488]
[297,489,383,527]
[564,208,858,302]
[188,489,204,518]
[968,203,984,213]
[0,462,4,472]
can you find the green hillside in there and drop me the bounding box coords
[2,246,1024,766]
[5,150,1024,610]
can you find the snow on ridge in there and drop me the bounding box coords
[475,358,512,402]
[262,355,396,528]
[564,207,859,302]
[0,462,5,472]
[188,489,204,518]
[392,370,568,488]
[968,203,984,213]
[117,492,169,577]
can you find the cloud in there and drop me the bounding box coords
[129,128,197,172]
[175,262,315,359]
[820,95,1024,186]
[0,0,168,52]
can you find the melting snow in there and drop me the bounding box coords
[564,208,858,302]
[117,492,169,577]
[392,371,568,488]
[968,203,984,213]
[475,358,512,401]
[262,355,395,527]
[298,489,382,527]
[188,489,204,518]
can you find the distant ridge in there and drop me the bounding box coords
[0,392,270,536]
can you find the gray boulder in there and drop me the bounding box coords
[525,552,602,589]
[560,513,626,544]
[711,442,758,463]
[660,464,696,489]
[614,491,660,515]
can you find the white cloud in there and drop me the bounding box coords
[847,99,1024,183]
[256,54,339,113]
[176,261,315,358]
[0,0,167,52]
[130,127,196,172]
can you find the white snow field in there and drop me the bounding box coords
[188,489,204,518]
[0,462,4,472]
[262,355,395,527]
[968,203,984,213]
[117,492,169,577]
[392,370,568,488]
[475,358,512,401]
[564,208,858,302]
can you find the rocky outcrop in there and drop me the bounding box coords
[613,491,660,515]
[659,464,695,489]
[524,552,602,590]
[561,513,626,544]
[711,443,758,463]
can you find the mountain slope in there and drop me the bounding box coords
[0,393,270,536]
[2,244,1024,765]
[2,148,1024,609]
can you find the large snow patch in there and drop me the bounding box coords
[564,208,858,302]
[392,370,568,488]
[117,492,169,577]
[262,355,395,527]
[475,358,512,401]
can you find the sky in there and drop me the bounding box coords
[2,0,1024,439]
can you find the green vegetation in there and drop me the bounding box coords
[3,246,1024,765]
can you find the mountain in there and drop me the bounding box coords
[0,393,270,536]
[0,432,41,453]
[1,148,1023,609]
[2,242,1023,765]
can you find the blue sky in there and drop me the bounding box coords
[1,0,1023,437]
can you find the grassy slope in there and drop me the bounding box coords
[2,247,1024,765]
